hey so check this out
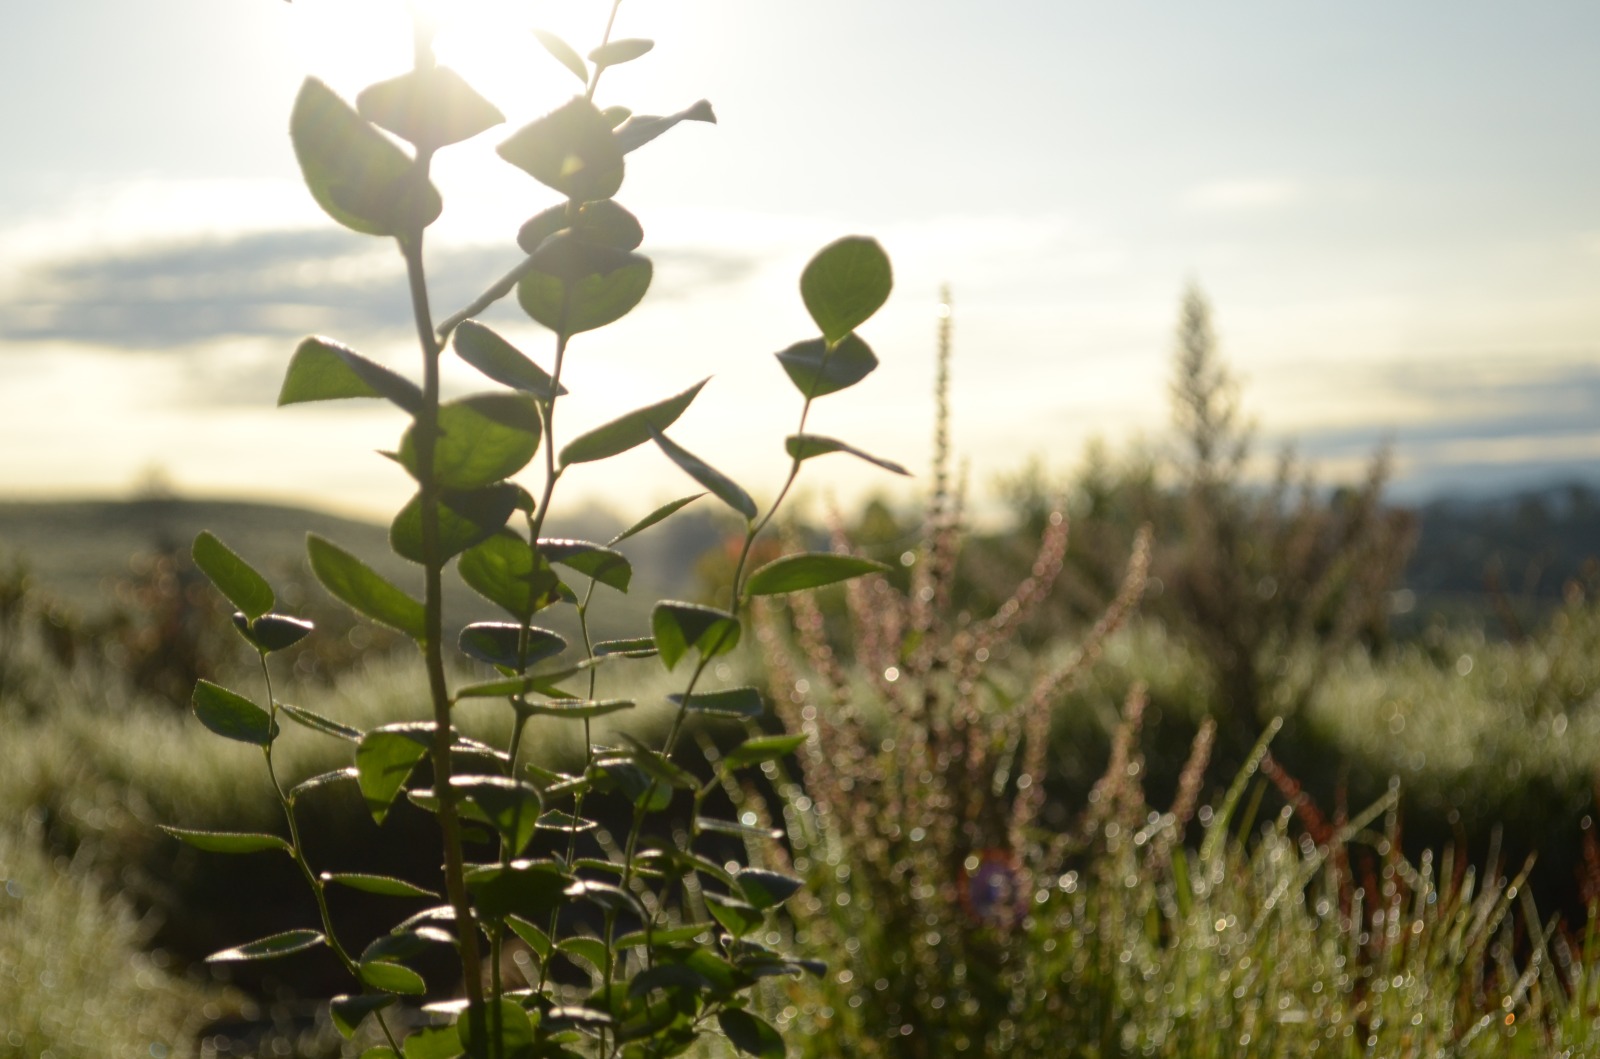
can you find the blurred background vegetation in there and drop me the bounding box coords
[8,286,1600,1054]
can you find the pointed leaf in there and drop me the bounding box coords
[291,77,441,237]
[463,860,569,923]
[785,433,909,475]
[594,636,657,658]
[321,872,436,898]
[614,100,717,154]
[330,994,395,1040]
[695,816,782,841]
[498,96,623,202]
[390,485,519,564]
[705,892,764,938]
[523,698,634,719]
[668,685,764,719]
[533,29,589,84]
[208,929,325,963]
[652,601,740,670]
[589,38,653,68]
[800,236,892,344]
[457,531,564,621]
[308,535,426,641]
[278,703,362,742]
[159,826,290,855]
[539,539,632,592]
[745,552,891,597]
[774,334,878,399]
[536,810,599,834]
[506,915,552,960]
[560,378,706,466]
[452,320,566,399]
[397,394,542,490]
[291,768,358,799]
[355,723,433,825]
[192,679,278,746]
[453,775,543,855]
[357,65,504,150]
[278,336,423,412]
[608,492,704,545]
[517,250,652,336]
[650,429,756,520]
[458,622,567,670]
[735,867,804,910]
[359,959,428,995]
[193,532,274,619]
[724,733,807,770]
[232,612,314,653]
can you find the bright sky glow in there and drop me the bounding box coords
[3,0,1600,522]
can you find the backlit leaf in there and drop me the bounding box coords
[589,38,653,68]
[232,612,314,653]
[357,65,504,150]
[192,680,278,746]
[278,703,362,742]
[724,733,807,770]
[498,96,623,202]
[321,872,436,898]
[359,959,427,995]
[453,775,543,855]
[533,29,589,84]
[560,379,706,466]
[517,250,651,336]
[735,867,804,910]
[652,601,740,670]
[451,321,566,399]
[800,235,892,345]
[290,78,441,237]
[457,622,567,670]
[390,484,519,564]
[608,492,703,545]
[330,993,395,1039]
[308,535,426,641]
[650,429,756,520]
[745,552,890,597]
[668,686,764,719]
[614,100,716,154]
[774,334,878,399]
[278,336,423,412]
[457,531,564,621]
[159,826,290,855]
[193,532,274,619]
[397,393,542,490]
[208,929,325,963]
[355,723,433,825]
[784,433,909,475]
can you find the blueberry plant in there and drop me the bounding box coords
[164,4,899,1056]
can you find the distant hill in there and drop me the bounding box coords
[0,496,726,638]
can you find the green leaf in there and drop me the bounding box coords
[667,685,764,719]
[232,612,315,653]
[594,636,657,658]
[615,922,713,949]
[291,768,358,799]
[463,860,569,923]
[589,38,653,68]
[457,531,564,622]
[718,1009,785,1058]
[458,997,533,1058]
[390,485,519,565]
[193,532,274,619]
[614,100,717,154]
[506,915,552,960]
[519,199,644,255]
[451,320,566,399]
[355,723,433,825]
[705,892,763,938]
[785,433,910,476]
[404,1025,464,1059]
[208,929,325,963]
[308,535,426,642]
[533,29,589,84]
[278,336,424,411]
[560,379,707,467]
[724,733,807,770]
[356,65,504,150]
[695,816,782,841]
[774,333,878,399]
[192,680,278,746]
[557,935,609,975]
[453,776,543,855]
[800,236,892,345]
[745,552,890,597]
[735,867,804,910]
[523,698,634,720]
[517,248,652,336]
[594,759,672,812]
[359,959,427,995]
[535,810,598,834]
[397,394,542,490]
[159,826,290,855]
[330,994,395,1040]
[290,77,441,237]
[458,622,567,670]
[321,873,436,898]
[540,538,632,592]
[498,96,624,202]
[650,429,757,520]
[600,741,697,791]
[278,703,362,742]
[608,493,703,545]
[652,602,740,670]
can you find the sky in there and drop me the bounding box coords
[4,0,1600,524]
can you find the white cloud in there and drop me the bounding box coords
[1181,178,1303,213]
